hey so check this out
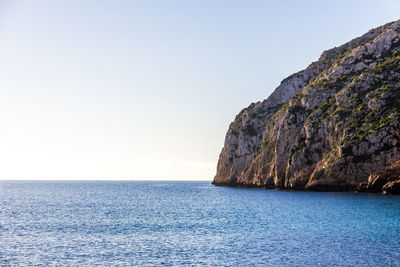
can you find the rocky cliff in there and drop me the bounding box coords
[213,20,400,193]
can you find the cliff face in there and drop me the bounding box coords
[213,20,400,193]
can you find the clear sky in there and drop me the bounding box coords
[0,0,399,180]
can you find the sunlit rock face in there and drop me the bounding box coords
[213,20,400,193]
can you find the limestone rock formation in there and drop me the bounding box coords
[213,20,400,193]
[357,159,400,193]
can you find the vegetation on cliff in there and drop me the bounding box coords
[213,20,400,193]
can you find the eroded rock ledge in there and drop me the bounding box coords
[213,20,400,194]
[357,159,400,194]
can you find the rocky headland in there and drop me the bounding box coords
[213,20,400,194]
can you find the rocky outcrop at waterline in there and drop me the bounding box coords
[213,20,400,194]
[357,159,400,194]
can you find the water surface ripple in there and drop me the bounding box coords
[0,181,399,266]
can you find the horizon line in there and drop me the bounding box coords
[0,179,212,182]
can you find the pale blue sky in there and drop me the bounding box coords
[1,1,399,180]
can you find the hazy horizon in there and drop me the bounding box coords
[1,0,400,180]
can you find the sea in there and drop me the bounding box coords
[0,181,399,266]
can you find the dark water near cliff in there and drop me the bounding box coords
[1,181,400,266]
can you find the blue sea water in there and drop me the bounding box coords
[0,181,399,266]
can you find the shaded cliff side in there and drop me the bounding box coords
[213,20,400,193]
